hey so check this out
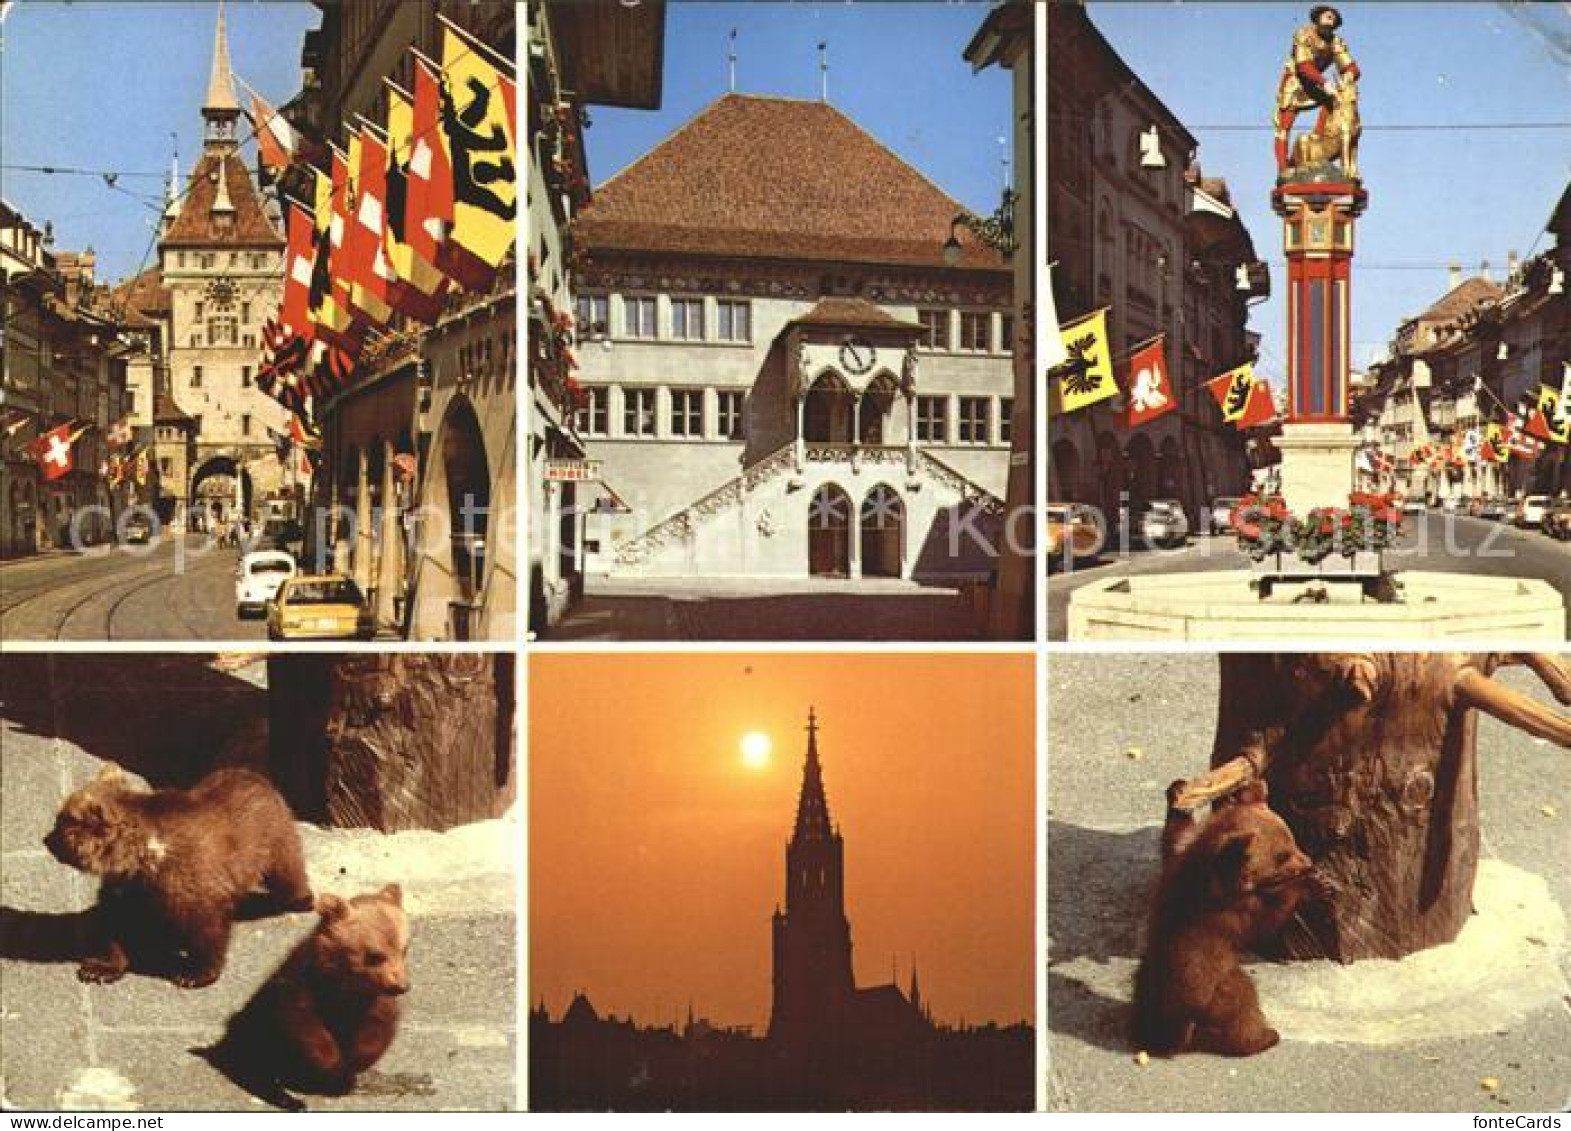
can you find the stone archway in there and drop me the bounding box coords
[189,454,252,525]
[440,397,491,605]
[1051,437,1083,502]
[1125,433,1158,503]
[807,482,851,577]
[858,371,900,446]
[804,371,853,444]
[859,484,903,578]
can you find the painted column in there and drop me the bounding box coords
[1270,178,1368,512]
[353,447,372,590]
[375,440,402,631]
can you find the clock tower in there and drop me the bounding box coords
[160,1,289,522]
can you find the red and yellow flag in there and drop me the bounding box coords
[1048,310,1116,414]
[382,80,450,324]
[433,18,517,291]
[1205,363,1275,429]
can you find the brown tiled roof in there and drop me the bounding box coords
[162,150,282,248]
[579,94,1007,273]
[109,268,171,326]
[153,390,195,425]
[1419,276,1501,325]
[791,297,923,331]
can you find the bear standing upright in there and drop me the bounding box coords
[1133,778,1324,1057]
[206,884,411,1107]
[45,764,313,988]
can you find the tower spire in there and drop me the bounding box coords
[793,707,832,840]
[204,0,239,113]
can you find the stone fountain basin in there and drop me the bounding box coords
[1068,570,1564,641]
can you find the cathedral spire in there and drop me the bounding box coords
[793,707,833,842]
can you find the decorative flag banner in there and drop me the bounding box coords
[1049,309,1116,414]
[281,204,317,336]
[1205,363,1275,429]
[134,450,149,487]
[382,81,449,324]
[1461,427,1481,464]
[1042,264,1067,370]
[409,51,456,272]
[29,421,85,481]
[1116,336,1175,428]
[308,161,362,351]
[433,18,517,291]
[106,417,132,449]
[250,89,299,180]
[344,127,394,327]
[1529,380,1569,445]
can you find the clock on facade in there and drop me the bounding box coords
[838,336,874,375]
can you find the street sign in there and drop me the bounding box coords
[544,458,602,482]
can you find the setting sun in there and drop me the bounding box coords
[740,730,773,770]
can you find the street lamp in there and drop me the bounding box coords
[945,188,1017,266]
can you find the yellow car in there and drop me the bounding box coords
[266,574,374,641]
[1046,503,1103,569]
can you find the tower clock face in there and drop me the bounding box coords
[839,336,874,375]
[206,277,237,306]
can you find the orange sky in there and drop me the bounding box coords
[529,652,1035,1034]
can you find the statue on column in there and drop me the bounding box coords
[1275,5,1361,181]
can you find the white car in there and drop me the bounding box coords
[1516,495,1551,529]
[235,550,297,618]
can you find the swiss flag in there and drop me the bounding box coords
[1116,337,1175,429]
[407,53,455,270]
[251,91,298,178]
[30,423,78,481]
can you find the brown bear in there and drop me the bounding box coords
[44,764,312,988]
[203,885,411,1108]
[1132,778,1324,1057]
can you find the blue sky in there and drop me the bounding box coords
[1087,1,1571,377]
[580,1,1014,216]
[2,2,320,283]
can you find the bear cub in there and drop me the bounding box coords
[1133,778,1324,1057]
[45,764,312,988]
[208,884,411,1107]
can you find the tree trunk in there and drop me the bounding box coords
[268,653,515,831]
[1193,653,1570,963]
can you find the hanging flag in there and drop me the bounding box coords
[106,416,132,449]
[29,422,80,481]
[1042,264,1067,370]
[268,425,292,465]
[1048,309,1116,414]
[2,408,30,438]
[308,161,362,351]
[289,409,319,447]
[1461,427,1481,464]
[281,204,317,337]
[1205,363,1275,429]
[133,450,149,487]
[1529,379,1569,444]
[409,51,456,272]
[344,127,394,327]
[1116,336,1175,428]
[382,79,449,324]
[250,90,298,179]
[433,18,517,291]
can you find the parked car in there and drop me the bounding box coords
[1542,504,1571,541]
[235,550,297,618]
[1045,503,1103,568]
[1209,496,1243,536]
[1131,498,1189,549]
[1401,498,1426,516]
[123,513,153,545]
[1478,497,1511,521]
[266,574,373,641]
[1515,495,1552,528]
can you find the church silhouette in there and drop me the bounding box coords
[530,710,1032,1110]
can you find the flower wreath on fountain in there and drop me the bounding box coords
[1231,490,1403,564]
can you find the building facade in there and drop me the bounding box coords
[1047,3,1270,524]
[284,0,519,641]
[1,204,133,556]
[163,8,291,526]
[568,93,1015,591]
[1356,184,1569,503]
[526,0,666,633]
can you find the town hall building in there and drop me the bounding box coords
[567,92,1016,587]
